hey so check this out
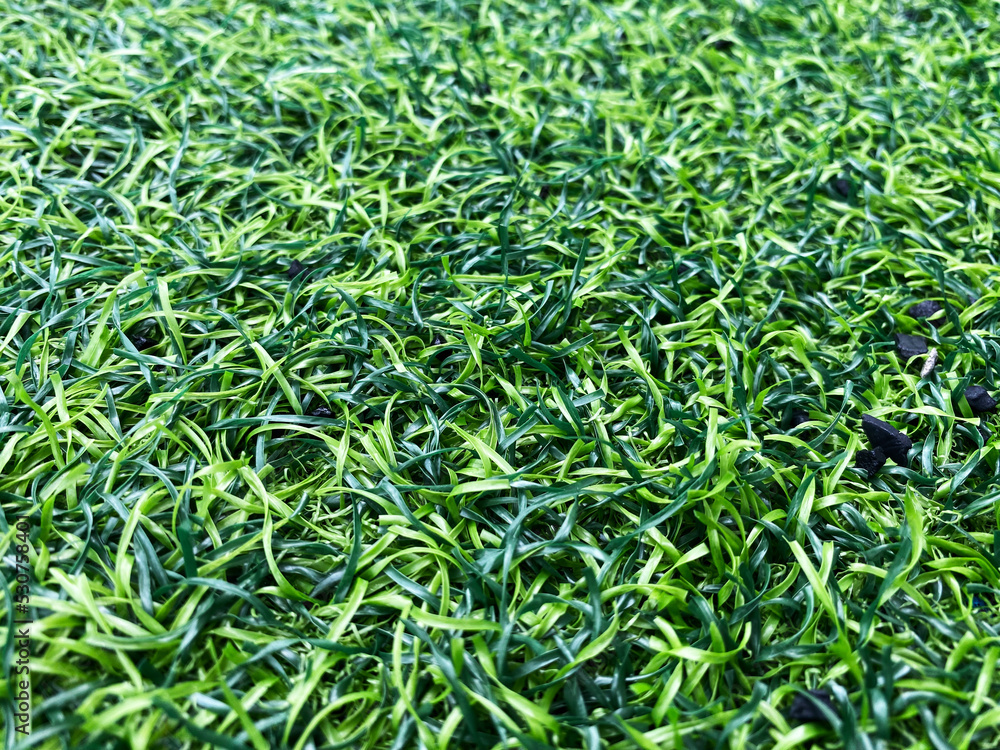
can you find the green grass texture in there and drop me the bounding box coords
[3,0,1000,748]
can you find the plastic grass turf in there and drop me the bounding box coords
[3,0,1000,748]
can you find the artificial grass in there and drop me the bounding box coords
[2,0,1000,748]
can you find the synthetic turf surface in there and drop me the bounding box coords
[2,0,1000,748]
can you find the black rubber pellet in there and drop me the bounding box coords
[131,335,157,350]
[855,447,886,480]
[310,405,334,419]
[832,178,850,196]
[789,411,809,428]
[894,333,927,360]
[861,414,912,465]
[788,690,836,724]
[965,386,997,415]
[908,300,941,319]
[288,259,306,279]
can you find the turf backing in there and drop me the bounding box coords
[3,0,1000,748]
